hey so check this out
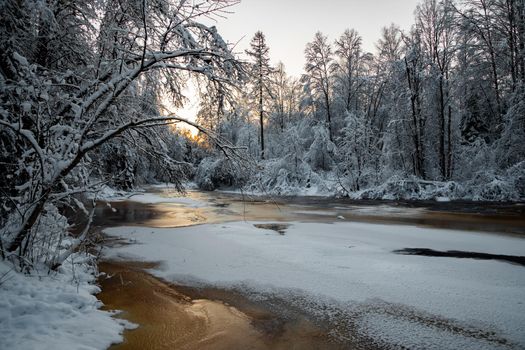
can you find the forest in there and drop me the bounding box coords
[1,0,525,349]
[192,0,525,201]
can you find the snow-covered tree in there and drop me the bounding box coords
[304,32,335,141]
[0,0,242,269]
[332,29,364,114]
[245,31,273,159]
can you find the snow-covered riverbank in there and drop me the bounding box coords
[103,200,525,349]
[0,254,131,350]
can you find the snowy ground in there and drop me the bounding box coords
[0,254,131,350]
[89,184,206,207]
[104,220,525,349]
[231,167,525,201]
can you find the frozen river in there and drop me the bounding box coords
[97,187,525,350]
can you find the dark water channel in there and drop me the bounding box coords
[93,189,525,235]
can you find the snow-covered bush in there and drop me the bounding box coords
[351,169,524,202]
[0,203,83,271]
[305,125,337,171]
[236,124,260,158]
[195,157,250,191]
[353,176,464,201]
[337,112,384,191]
[454,140,498,181]
[476,177,517,201]
[462,163,525,201]
[243,157,345,196]
[495,90,525,170]
[505,161,525,199]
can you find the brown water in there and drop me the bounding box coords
[99,260,345,350]
[96,188,525,350]
[94,188,525,235]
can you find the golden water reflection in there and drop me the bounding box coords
[95,188,525,235]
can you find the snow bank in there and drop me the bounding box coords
[88,184,207,207]
[239,167,525,201]
[104,221,525,349]
[116,192,207,207]
[0,254,130,350]
[194,157,250,191]
[353,172,525,201]
[240,159,341,197]
[86,184,140,201]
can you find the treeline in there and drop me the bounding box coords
[195,0,525,200]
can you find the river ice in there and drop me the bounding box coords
[104,219,525,349]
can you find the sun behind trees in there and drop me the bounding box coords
[0,0,243,269]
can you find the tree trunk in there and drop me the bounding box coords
[7,189,50,254]
[447,103,453,180]
[259,83,265,159]
[439,76,447,180]
[507,0,518,90]
[405,58,424,178]
[518,0,525,86]
[325,90,333,142]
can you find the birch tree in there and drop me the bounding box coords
[332,29,363,114]
[304,32,334,141]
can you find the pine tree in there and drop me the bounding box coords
[246,31,272,159]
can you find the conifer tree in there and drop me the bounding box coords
[246,31,272,159]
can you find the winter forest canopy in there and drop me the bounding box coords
[193,0,525,201]
[1,0,525,269]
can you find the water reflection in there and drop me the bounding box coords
[94,189,525,235]
[99,261,344,350]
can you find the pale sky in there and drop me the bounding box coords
[212,0,422,77]
[177,0,422,131]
